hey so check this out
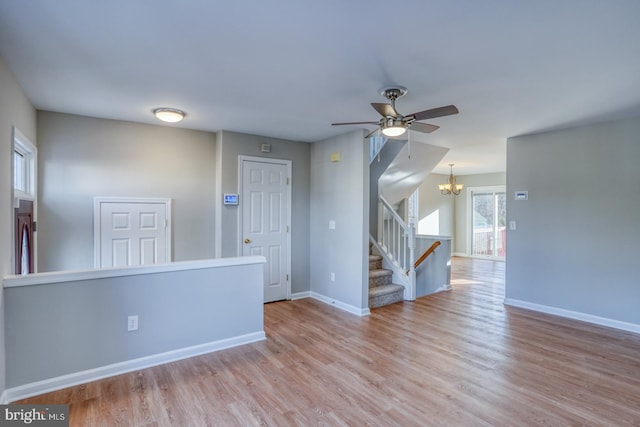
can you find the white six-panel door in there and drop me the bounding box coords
[94,197,171,268]
[240,157,290,303]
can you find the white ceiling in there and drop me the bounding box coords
[1,1,639,175]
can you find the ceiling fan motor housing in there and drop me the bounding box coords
[380,86,408,102]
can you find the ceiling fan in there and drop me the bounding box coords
[332,86,458,138]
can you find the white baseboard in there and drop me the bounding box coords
[504,298,640,334]
[310,292,370,317]
[0,390,8,405]
[289,291,370,316]
[3,331,266,403]
[415,284,451,300]
[290,291,311,300]
[433,284,452,293]
[452,252,468,257]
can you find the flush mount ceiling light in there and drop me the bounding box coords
[153,108,185,123]
[439,163,464,195]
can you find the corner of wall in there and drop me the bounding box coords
[310,130,369,311]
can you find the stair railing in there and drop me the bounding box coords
[377,195,416,300]
[407,240,441,274]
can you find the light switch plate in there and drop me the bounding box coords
[127,315,138,331]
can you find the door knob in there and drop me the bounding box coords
[244,238,251,244]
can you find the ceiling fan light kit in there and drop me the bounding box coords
[381,118,407,137]
[332,85,458,139]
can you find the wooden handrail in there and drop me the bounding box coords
[408,241,441,273]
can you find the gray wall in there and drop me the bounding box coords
[5,260,264,388]
[417,173,456,237]
[453,172,506,255]
[215,130,310,294]
[0,55,37,397]
[310,130,369,310]
[415,236,451,297]
[369,139,406,238]
[36,112,216,272]
[506,116,640,324]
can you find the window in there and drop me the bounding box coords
[14,151,26,192]
[13,127,36,202]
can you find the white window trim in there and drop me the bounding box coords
[12,127,37,206]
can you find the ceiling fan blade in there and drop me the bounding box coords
[410,122,440,134]
[364,128,381,139]
[408,105,459,121]
[371,102,398,118]
[332,121,379,126]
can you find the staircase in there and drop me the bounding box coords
[369,247,404,308]
[367,134,448,308]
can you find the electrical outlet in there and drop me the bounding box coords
[330,272,335,282]
[127,315,138,331]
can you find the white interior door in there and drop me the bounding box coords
[94,197,171,268]
[240,158,290,303]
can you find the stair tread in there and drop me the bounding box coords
[369,254,382,261]
[369,268,392,278]
[369,283,404,297]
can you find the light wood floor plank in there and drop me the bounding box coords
[14,257,640,426]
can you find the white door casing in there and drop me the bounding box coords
[467,186,506,259]
[239,156,291,303]
[94,197,172,268]
[12,127,38,274]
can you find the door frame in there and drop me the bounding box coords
[11,127,37,274]
[238,155,292,299]
[93,196,172,268]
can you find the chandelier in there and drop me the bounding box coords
[438,163,463,195]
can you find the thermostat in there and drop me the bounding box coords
[224,193,238,205]
[515,191,528,200]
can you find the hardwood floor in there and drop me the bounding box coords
[16,257,640,426]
